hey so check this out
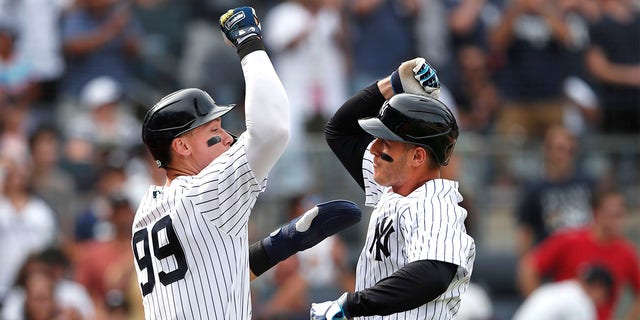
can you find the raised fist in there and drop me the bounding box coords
[392,57,441,99]
[219,7,261,48]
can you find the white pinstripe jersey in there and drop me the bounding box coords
[131,136,266,319]
[355,145,476,319]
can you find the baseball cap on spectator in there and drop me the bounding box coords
[80,76,122,110]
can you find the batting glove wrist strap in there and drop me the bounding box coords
[236,37,265,60]
[390,70,404,94]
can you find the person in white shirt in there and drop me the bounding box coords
[513,264,614,320]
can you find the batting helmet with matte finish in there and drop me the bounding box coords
[142,88,235,168]
[358,93,458,166]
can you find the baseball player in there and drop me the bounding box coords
[310,58,476,319]
[131,7,360,319]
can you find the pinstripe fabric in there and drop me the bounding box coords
[355,144,476,319]
[132,137,266,319]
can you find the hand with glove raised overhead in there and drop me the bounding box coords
[390,57,441,99]
[219,7,263,58]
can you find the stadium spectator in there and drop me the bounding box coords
[489,0,577,139]
[515,125,595,254]
[348,0,419,90]
[66,76,141,153]
[264,0,349,132]
[518,188,640,320]
[28,125,78,242]
[1,248,95,320]
[262,0,351,195]
[513,264,613,320]
[72,194,140,320]
[0,21,37,110]
[0,0,71,120]
[0,159,57,305]
[60,0,143,99]
[585,0,639,134]
[447,44,502,134]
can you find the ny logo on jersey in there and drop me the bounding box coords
[369,216,395,261]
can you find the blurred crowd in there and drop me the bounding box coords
[0,0,638,319]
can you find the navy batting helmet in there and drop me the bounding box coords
[142,88,235,168]
[358,93,458,166]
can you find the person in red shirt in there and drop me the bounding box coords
[73,194,140,320]
[517,188,640,320]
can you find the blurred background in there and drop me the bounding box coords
[0,0,638,319]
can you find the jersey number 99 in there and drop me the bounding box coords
[133,216,188,296]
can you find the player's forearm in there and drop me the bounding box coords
[242,43,290,181]
[343,260,457,317]
[249,201,361,279]
[325,83,383,189]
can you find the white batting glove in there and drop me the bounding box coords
[390,57,441,99]
[310,293,349,320]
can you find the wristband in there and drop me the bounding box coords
[390,70,404,94]
[248,241,273,277]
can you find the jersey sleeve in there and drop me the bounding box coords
[399,183,475,274]
[242,50,290,182]
[325,83,383,190]
[363,142,386,207]
[187,137,267,236]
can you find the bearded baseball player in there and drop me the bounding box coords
[311,59,476,319]
[131,7,361,319]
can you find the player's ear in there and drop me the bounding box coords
[410,146,428,168]
[172,137,192,157]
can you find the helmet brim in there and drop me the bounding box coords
[358,118,404,142]
[204,104,235,123]
[183,104,236,135]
